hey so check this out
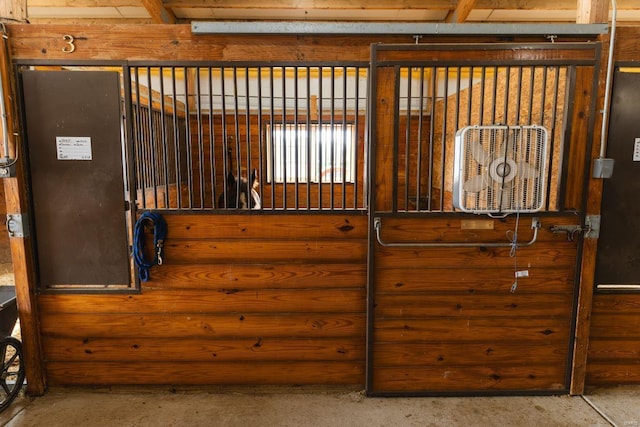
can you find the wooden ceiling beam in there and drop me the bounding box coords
[445,0,477,23]
[576,0,610,23]
[141,0,176,24]
[163,0,451,7]
[0,0,26,22]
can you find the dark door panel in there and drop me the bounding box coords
[22,70,131,288]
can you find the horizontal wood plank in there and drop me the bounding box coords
[38,289,366,315]
[375,44,599,63]
[376,215,582,245]
[585,293,640,385]
[162,214,367,240]
[164,240,366,264]
[9,24,394,62]
[146,263,367,290]
[374,342,568,367]
[45,361,364,386]
[40,313,365,339]
[371,365,567,393]
[42,336,365,363]
[589,315,640,339]
[375,243,576,269]
[591,294,640,314]
[586,363,640,385]
[588,339,640,362]
[374,292,573,318]
[375,266,575,294]
[374,318,570,343]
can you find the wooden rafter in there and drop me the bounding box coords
[0,0,26,22]
[140,0,176,24]
[445,0,477,23]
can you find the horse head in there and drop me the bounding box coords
[218,169,261,209]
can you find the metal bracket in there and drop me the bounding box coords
[6,213,28,238]
[0,161,17,178]
[585,214,600,239]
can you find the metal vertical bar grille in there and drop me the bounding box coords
[128,63,368,211]
[392,64,570,213]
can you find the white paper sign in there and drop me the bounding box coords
[56,137,92,161]
[633,138,640,162]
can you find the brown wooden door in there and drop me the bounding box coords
[367,43,598,395]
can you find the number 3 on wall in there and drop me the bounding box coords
[62,35,75,54]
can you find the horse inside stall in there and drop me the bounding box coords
[217,169,261,209]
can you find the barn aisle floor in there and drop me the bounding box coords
[1,385,638,426]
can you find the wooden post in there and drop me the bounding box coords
[570,0,610,395]
[0,25,46,395]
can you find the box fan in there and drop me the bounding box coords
[453,125,549,215]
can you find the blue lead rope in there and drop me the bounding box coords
[133,211,168,282]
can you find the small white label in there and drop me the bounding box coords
[515,270,529,278]
[633,138,640,162]
[56,136,92,161]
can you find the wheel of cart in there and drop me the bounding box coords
[0,287,24,412]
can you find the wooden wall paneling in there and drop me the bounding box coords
[587,294,640,385]
[45,361,364,386]
[38,214,367,386]
[6,25,589,63]
[39,313,365,340]
[163,239,366,264]
[38,289,366,315]
[7,25,393,62]
[42,336,365,363]
[373,365,567,392]
[376,266,575,294]
[375,244,577,269]
[147,263,367,290]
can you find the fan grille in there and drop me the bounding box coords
[453,125,549,214]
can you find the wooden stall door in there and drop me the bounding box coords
[367,44,592,395]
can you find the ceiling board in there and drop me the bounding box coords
[16,1,640,24]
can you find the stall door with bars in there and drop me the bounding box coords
[22,70,131,289]
[368,43,599,395]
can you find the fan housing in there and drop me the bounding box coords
[453,125,549,214]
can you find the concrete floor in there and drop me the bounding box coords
[0,385,638,427]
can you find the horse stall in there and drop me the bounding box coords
[0,23,618,396]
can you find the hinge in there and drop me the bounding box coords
[585,214,600,239]
[6,213,29,238]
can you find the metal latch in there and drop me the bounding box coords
[549,215,600,241]
[6,213,29,238]
[549,224,583,241]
